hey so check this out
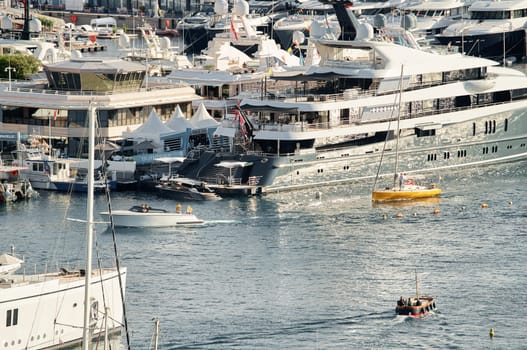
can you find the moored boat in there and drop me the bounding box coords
[435,0,527,62]
[174,0,527,196]
[0,161,38,202]
[156,176,222,201]
[0,252,23,275]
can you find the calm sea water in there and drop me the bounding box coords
[1,161,526,349]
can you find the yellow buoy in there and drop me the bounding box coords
[508,201,513,205]
[412,212,417,217]
[396,212,403,218]
[489,328,494,338]
[433,209,440,215]
[382,214,388,220]
[481,203,488,208]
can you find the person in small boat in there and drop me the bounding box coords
[398,296,405,306]
[186,205,193,214]
[398,173,404,190]
[142,203,149,213]
[176,203,182,213]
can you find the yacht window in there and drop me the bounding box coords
[493,90,511,103]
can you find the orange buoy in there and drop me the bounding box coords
[396,212,403,218]
[433,209,440,215]
[481,203,488,208]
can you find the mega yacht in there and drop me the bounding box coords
[394,0,473,37]
[273,0,339,50]
[435,0,527,62]
[174,0,527,195]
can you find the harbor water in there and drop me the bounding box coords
[1,161,526,349]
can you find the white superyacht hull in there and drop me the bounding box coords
[269,106,527,189]
[0,268,126,350]
[177,102,527,193]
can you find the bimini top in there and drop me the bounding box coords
[44,57,147,92]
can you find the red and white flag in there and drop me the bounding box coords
[230,20,239,41]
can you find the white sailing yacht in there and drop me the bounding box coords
[0,105,127,350]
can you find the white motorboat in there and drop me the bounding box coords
[0,161,38,202]
[0,105,127,350]
[100,204,205,228]
[174,0,527,195]
[12,146,118,193]
[0,253,23,275]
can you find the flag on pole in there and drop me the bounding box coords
[230,19,239,41]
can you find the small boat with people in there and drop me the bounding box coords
[396,271,437,317]
[372,174,442,202]
[100,204,204,228]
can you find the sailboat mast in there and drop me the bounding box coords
[393,65,404,189]
[415,269,419,300]
[82,103,96,350]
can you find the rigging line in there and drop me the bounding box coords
[393,64,404,189]
[103,169,131,350]
[371,67,404,192]
[95,241,108,321]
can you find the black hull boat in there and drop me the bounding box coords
[435,29,526,62]
[156,176,221,201]
[396,296,437,318]
[396,270,437,318]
